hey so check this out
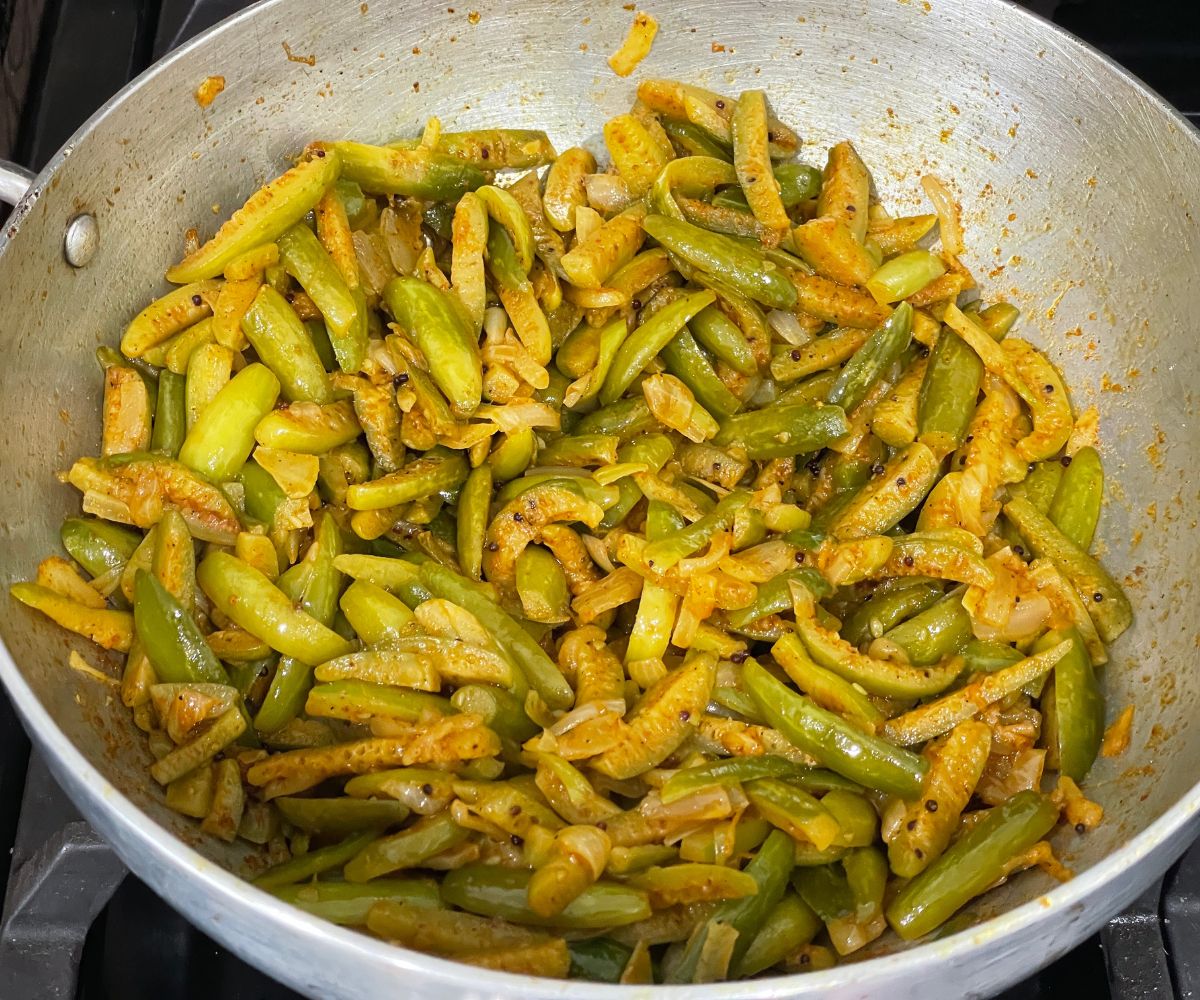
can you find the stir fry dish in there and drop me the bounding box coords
[10,76,1130,982]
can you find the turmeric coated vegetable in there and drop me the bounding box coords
[166,153,341,283]
[17,71,1133,984]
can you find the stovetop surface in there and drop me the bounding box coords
[1,0,1199,997]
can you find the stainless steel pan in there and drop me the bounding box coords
[0,1,1197,996]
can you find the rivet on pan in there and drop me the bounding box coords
[64,213,99,268]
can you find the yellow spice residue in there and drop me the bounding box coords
[282,41,316,66]
[1065,405,1098,454]
[1101,705,1134,758]
[69,651,117,686]
[1146,426,1166,469]
[194,75,225,108]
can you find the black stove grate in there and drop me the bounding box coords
[0,0,1198,997]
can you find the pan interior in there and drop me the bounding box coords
[0,0,1195,972]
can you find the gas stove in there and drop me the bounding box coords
[0,1,1198,997]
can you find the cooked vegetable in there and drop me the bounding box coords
[178,363,279,482]
[17,73,1131,983]
[1048,446,1104,550]
[166,154,341,283]
[1004,496,1132,642]
[886,790,1060,939]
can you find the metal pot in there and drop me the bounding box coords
[0,0,1196,996]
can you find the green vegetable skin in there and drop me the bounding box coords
[734,892,823,976]
[841,581,943,646]
[309,681,452,722]
[177,363,279,482]
[689,304,757,375]
[240,285,332,404]
[452,684,539,742]
[420,562,573,709]
[796,617,961,697]
[643,490,750,569]
[27,81,1145,988]
[726,567,830,629]
[743,658,927,797]
[661,755,851,804]
[660,326,743,417]
[255,400,361,454]
[537,434,619,467]
[886,790,1059,939]
[165,154,340,284]
[384,278,482,419]
[773,632,885,731]
[643,214,797,310]
[390,128,556,169]
[827,302,913,413]
[661,118,733,160]
[198,550,350,666]
[440,866,650,928]
[240,459,287,527]
[254,828,380,890]
[770,327,866,383]
[1048,447,1104,550]
[151,370,186,458]
[314,140,485,199]
[455,465,493,580]
[599,288,715,404]
[275,796,411,836]
[1039,627,1104,781]
[133,571,228,685]
[866,250,946,304]
[791,862,854,923]
[61,517,140,581]
[649,156,736,220]
[712,163,822,211]
[487,427,536,481]
[346,814,469,883]
[669,829,795,982]
[1010,460,1063,513]
[277,223,366,372]
[597,435,674,531]
[714,402,850,460]
[568,938,633,983]
[745,778,840,850]
[1004,496,1132,643]
[254,514,344,733]
[877,590,972,666]
[918,326,984,453]
[961,638,1024,673]
[270,878,439,926]
[515,546,572,623]
[347,450,468,511]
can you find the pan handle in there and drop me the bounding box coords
[0,159,97,266]
[0,160,35,206]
